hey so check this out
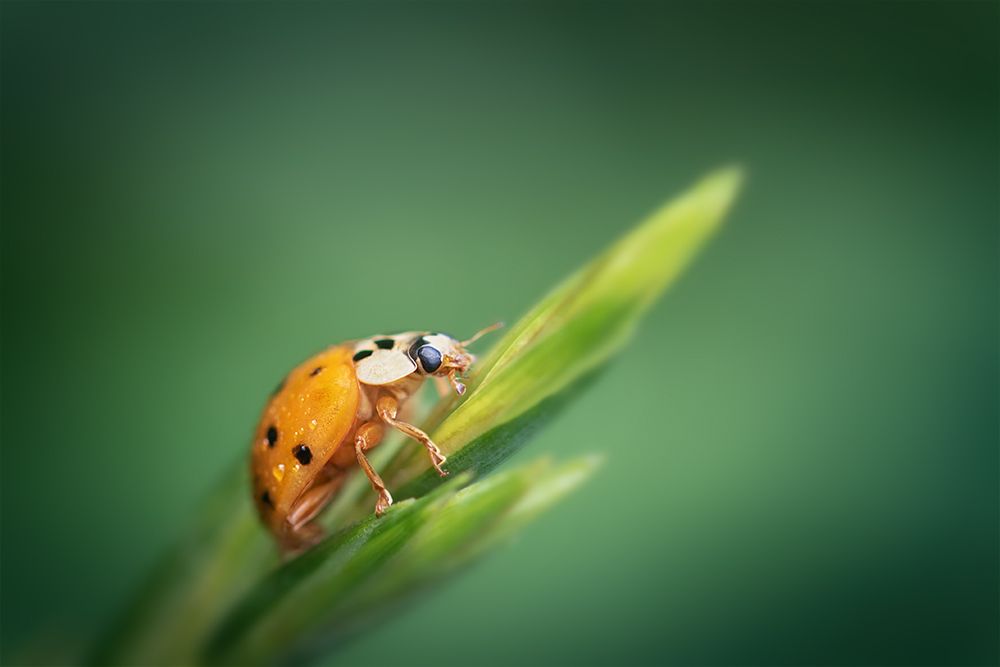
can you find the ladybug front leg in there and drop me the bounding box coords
[354,421,393,516]
[376,394,448,476]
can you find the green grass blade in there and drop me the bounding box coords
[383,167,742,496]
[205,457,597,666]
[441,166,742,450]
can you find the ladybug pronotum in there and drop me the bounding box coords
[250,325,500,553]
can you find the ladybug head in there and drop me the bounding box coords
[407,323,502,395]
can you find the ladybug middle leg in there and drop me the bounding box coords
[376,394,448,476]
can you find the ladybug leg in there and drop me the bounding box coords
[284,467,346,551]
[376,394,449,477]
[354,421,393,516]
[287,467,345,532]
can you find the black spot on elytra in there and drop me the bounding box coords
[310,366,324,377]
[265,425,278,448]
[375,338,395,349]
[353,349,373,362]
[293,444,313,465]
[261,490,274,509]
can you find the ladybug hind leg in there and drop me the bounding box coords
[284,467,346,551]
[354,421,393,516]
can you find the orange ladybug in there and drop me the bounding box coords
[250,325,500,553]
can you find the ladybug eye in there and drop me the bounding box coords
[416,345,442,373]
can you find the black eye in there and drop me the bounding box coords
[416,345,442,373]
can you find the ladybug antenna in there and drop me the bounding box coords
[461,321,504,347]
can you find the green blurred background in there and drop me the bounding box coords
[2,2,997,665]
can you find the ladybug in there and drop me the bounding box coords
[250,325,500,553]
